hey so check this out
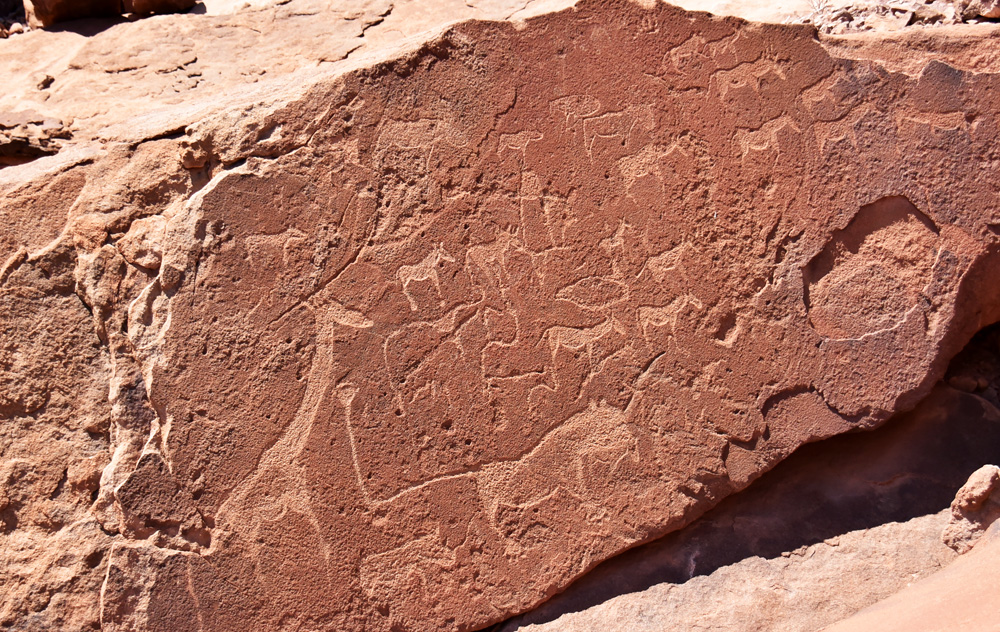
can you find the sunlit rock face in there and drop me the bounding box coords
[3,1,1000,631]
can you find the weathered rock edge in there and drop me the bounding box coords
[4,1,1000,630]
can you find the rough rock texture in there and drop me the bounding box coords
[942,464,1000,553]
[510,512,958,632]
[797,0,1000,35]
[4,1,1000,631]
[0,0,570,141]
[0,109,69,166]
[823,516,1000,632]
[0,2,574,630]
[496,325,1000,631]
[821,21,1000,76]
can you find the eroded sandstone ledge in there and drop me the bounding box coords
[3,1,1000,631]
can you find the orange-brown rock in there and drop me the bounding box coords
[0,109,69,165]
[4,1,1000,631]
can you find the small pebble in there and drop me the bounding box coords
[949,375,980,393]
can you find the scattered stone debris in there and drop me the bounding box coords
[0,0,28,38]
[791,0,1000,33]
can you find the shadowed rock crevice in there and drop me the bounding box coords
[491,322,1000,631]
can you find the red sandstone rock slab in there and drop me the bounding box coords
[0,0,569,143]
[96,3,1000,629]
[4,1,1000,631]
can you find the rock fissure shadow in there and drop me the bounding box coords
[29,1,206,36]
[41,16,127,36]
[488,324,1000,631]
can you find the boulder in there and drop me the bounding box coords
[23,0,120,27]
[95,5,1000,627]
[942,464,1000,553]
[4,1,1000,631]
[961,0,1000,19]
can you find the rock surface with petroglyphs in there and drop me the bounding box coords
[3,1,1000,631]
[497,324,1000,631]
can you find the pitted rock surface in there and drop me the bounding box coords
[3,1,1000,631]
